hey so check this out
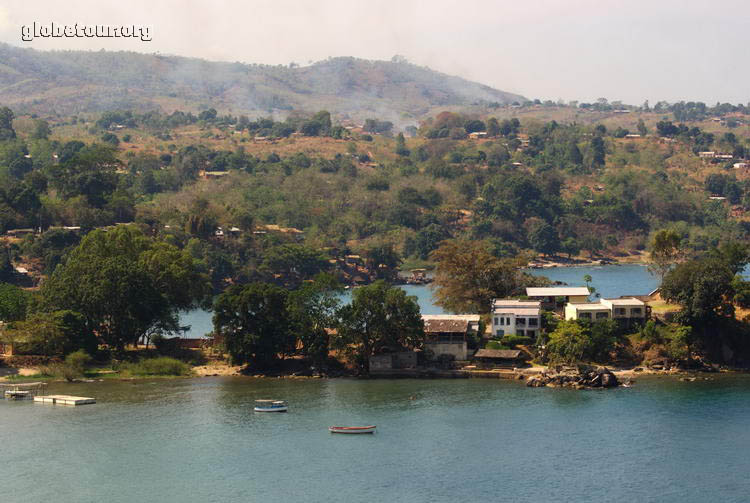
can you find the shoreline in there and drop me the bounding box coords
[3,363,746,384]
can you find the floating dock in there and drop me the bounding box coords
[4,390,32,400]
[34,395,96,406]
[1,382,47,399]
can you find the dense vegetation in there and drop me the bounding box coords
[2,98,750,370]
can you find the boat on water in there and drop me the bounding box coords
[254,399,288,412]
[329,425,376,434]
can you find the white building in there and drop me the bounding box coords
[600,297,646,320]
[564,302,612,321]
[565,297,646,323]
[491,299,541,339]
[526,286,591,307]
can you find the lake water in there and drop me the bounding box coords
[179,264,660,338]
[3,375,750,502]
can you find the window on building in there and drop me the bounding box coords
[494,317,498,325]
[631,308,642,315]
[580,312,592,319]
[506,317,510,325]
[526,330,535,338]
[615,308,626,316]
[496,329,504,337]
[517,318,526,326]
[596,312,609,319]
[528,318,538,327]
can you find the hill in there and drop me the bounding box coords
[0,44,524,122]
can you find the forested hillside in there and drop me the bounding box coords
[0,44,523,120]
[0,101,749,292]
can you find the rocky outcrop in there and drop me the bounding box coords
[526,367,619,389]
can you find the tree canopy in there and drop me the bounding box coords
[41,225,210,351]
[333,281,424,373]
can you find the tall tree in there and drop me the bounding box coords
[286,273,341,368]
[529,222,559,257]
[590,136,605,168]
[213,282,295,368]
[661,257,735,329]
[333,281,424,373]
[0,106,15,140]
[648,229,683,280]
[41,226,210,352]
[430,239,535,313]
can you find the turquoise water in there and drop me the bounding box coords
[528,263,660,299]
[2,376,750,502]
[178,265,660,337]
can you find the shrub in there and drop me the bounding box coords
[123,357,191,376]
[37,350,91,381]
[65,349,92,374]
[485,340,511,350]
[501,335,533,348]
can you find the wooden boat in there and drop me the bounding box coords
[254,399,288,412]
[328,425,376,434]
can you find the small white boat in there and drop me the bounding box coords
[254,399,288,412]
[329,425,376,434]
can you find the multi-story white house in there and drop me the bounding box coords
[526,286,591,309]
[565,297,646,325]
[491,299,542,339]
[564,302,612,321]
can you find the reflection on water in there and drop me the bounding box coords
[3,376,750,503]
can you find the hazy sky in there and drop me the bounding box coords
[0,0,747,105]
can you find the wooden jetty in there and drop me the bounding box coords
[1,382,47,400]
[34,395,96,406]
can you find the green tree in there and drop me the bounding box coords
[184,198,218,238]
[333,281,424,373]
[431,239,534,313]
[260,244,329,285]
[580,234,603,258]
[395,133,410,157]
[486,118,500,137]
[41,226,210,352]
[31,119,52,140]
[286,273,341,368]
[590,136,605,168]
[546,320,589,364]
[661,257,734,329]
[528,222,559,257]
[100,132,120,146]
[0,106,15,140]
[0,247,14,282]
[567,142,583,165]
[648,229,683,280]
[637,119,647,136]
[5,310,93,356]
[213,282,294,368]
[0,282,28,321]
[561,238,580,259]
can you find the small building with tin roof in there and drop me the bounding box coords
[473,349,525,368]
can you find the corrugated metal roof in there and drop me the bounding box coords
[526,287,591,297]
[474,349,522,359]
[603,297,645,306]
[423,319,469,333]
[492,307,540,316]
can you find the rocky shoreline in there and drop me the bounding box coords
[526,367,621,389]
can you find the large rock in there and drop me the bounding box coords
[525,367,619,390]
